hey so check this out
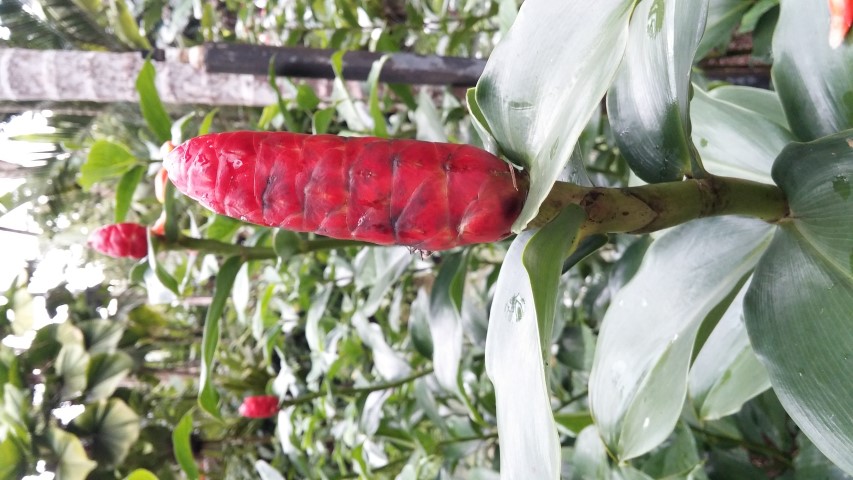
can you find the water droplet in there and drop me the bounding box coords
[798,371,804,377]
[672,333,679,342]
[833,175,850,200]
[643,417,650,428]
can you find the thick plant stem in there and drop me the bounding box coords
[161,235,367,260]
[529,175,789,235]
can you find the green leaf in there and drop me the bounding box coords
[115,165,145,223]
[147,231,179,295]
[695,0,751,58]
[172,411,200,479]
[637,422,703,478]
[295,85,321,111]
[125,469,159,480]
[466,88,497,154]
[553,411,594,437]
[572,425,610,480]
[708,85,790,130]
[79,140,137,191]
[163,163,179,242]
[414,88,447,142]
[589,216,774,460]
[429,252,467,391]
[795,435,853,479]
[312,107,336,135]
[47,427,97,480]
[522,205,586,358]
[198,109,218,136]
[607,0,708,182]
[56,344,89,399]
[79,319,124,354]
[108,0,152,49]
[744,131,853,473]
[198,256,243,419]
[366,55,390,138]
[85,352,133,401]
[772,0,853,140]
[475,0,633,231]
[256,460,286,480]
[408,289,434,359]
[688,278,770,421]
[0,436,25,480]
[135,60,171,144]
[486,224,582,479]
[71,399,140,467]
[691,86,794,184]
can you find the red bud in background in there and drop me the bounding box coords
[829,0,853,48]
[88,223,149,259]
[238,395,279,419]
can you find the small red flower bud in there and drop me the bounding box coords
[155,167,170,204]
[88,223,149,259]
[830,0,853,48]
[238,395,279,419]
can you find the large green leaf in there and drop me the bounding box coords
[691,86,794,184]
[474,0,633,231]
[772,0,853,140]
[79,319,124,354]
[572,425,610,480]
[428,252,467,391]
[172,410,200,479]
[56,344,89,400]
[0,436,25,480]
[688,278,770,421]
[71,398,140,467]
[114,165,145,223]
[695,0,751,58]
[607,0,708,182]
[198,255,243,419]
[589,216,774,460]
[78,140,137,191]
[47,428,97,480]
[135,59,172,144]
[85,351,133,401]
[744,131,853,473]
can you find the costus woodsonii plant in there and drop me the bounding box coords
[88,223,149,259]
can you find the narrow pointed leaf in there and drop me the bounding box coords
[572,425,610,480]
[607,0,709,182]
[486,231,563,479]
[590,216,774,459]
[745,131,853,473]
[135,60,171,144]
[695,0,751,58]
[708,86,789,130]
[198,256,243,419]
[475,0,633,231]
[429,253,467,391]
[772,0,853,140]
[689,278,770,420]
[173,411,200,479]
[115,165,145,223]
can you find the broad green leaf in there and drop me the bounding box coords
[79,319,124,354]
[475,0,633,231]
[357,247,411,317]
[172,411,200,480]
[125,470,159,480]
[522,205,586,358]
[744,131,853,473]
[256,460,286,480]
[85,352,133,401]
[688,283,770,420]
[47,428,97,480]
[198,256,243,419]
[572,425,610,480]
[71,399,140,466]
[366,55,390,138]
[465,88,497,154]
[691,87,794,184]
[408,289,434,359]
[135,60,171,143]
[429,252,467,391]
[486,230,568,480]
[607,0,708,182]
[352,312,410,381]
[553,411,594,437]
[198,108,218,136]
[795,435,853,479]
[295,85,321,111]
[637,422,703,478]
[147,231,179,295]
[688,278,770,421]
[695,0,751,58]
[108,0,152,49]
[708,85,789,130]
[414,89,447,142]
[115,165,145,223]
[0,436,25,480]
[589,216,774,460]
[56,344,89,399]
[79,140,137,190]
[772,0,853,140]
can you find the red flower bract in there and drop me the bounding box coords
[88,223,149,259]
[165,131,528,251]
[238,395,279,419]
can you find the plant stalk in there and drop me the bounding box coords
[160,235,367,260]
[529,175,788,235]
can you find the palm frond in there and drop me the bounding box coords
[0,0,67,49]
[38,0,128,50]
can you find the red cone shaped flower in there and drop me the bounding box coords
[238,395,279,419]
[88,223,149,259]
[830,0,853,48]
[165,131,528,252]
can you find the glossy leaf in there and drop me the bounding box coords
[0,436,25,480]
[135,60,171,144]
[256,460,286,480]
[795,435,853,479]
[695,0,751,58]
[607,0,708,182]
[79,140,137,191]
[85,351,133,401]
[125,470,159,480]
[638,422,703,478]
[590,216,774,460]
[691,87,794,184]
[708,85,789,130]
[71,398,140,466]
[522,205,585,357]
[114,165,145,223]
[429,252,467,391]
[198,256,244,419]
[56,344,89,399]
[772,0,853,140]
[47,427,97,480]
[744,131,853,472]
[572,425,610,480]
[352,312,410,381]
[172,410,200,479]
[486,229,569,480]
[689,278,770,421]
[475,0,633,230]
[415,88,447,142]
[366,55,390,138]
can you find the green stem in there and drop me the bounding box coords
[530,175,788,235]
[160,235,368,260]
[689,425,793,467]
[281,368,433,407]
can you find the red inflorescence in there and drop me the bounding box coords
[165,131,527,252]
[830,0,853,48]
[238,395,279,419]
[87,223,149,259]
